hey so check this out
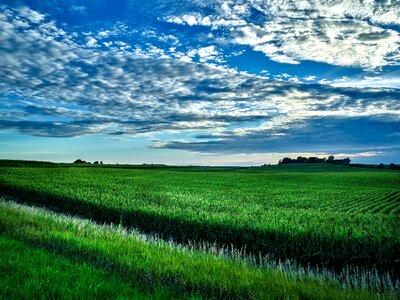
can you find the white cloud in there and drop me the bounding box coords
[178,56,192,62]
[331,75,400,89]
[158,34,180,45]
[12,19,30,28]
[86,36,98,47]
[303,75,317,81]
[184,15,198,26]
[18,6,45,23]
[166,14,209,26]
[187,45,220,62]
[0,3,399,158]
[165,12,246,28]
[233,19,400,68]
[97,30,111,38]
[164,0,400,69]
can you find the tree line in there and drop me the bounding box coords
[278,155,351,165]
[73,159,103,165]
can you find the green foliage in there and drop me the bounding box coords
[0,159,56,168]
[0,200,395,299]
[0,165,399,278]
[0,235,178,300]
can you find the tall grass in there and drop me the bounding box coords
[0,199,398,299]
[0,235,179,299]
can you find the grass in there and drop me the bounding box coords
[0,199,397,299]
[0,235,179,300]
[0,165,399,277]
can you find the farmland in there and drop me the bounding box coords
[0,162,399,299]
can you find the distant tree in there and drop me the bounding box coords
[278,155,343,165]
[296,156,307,163]
[93,161,99,164]
[389,163,400,170]
[279,157,295,164]
[73,159,86,164]
[378,163,384,169]
[100,161,103,164]
[307,157,320,163]
[330,158,351,165]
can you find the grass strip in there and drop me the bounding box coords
[0,199,398,299]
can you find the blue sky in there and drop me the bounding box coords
[0,0,399,165]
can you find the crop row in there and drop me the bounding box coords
[0,167,399,277]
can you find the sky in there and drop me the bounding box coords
[0,0,399,165]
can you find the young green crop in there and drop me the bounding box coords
[0,165,399,277]
[0,200,397,299]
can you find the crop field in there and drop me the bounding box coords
[0,162,399,299]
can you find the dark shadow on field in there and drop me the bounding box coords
[1,183,399,280]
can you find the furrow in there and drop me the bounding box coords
[354,192,392,214]
[369,193,400,214]
[339,191,383,213]
[334,191,377,213]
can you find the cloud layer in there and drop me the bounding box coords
[165,0,400,69]
[0,4,399,155]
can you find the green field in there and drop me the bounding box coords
[0,162,399,298]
